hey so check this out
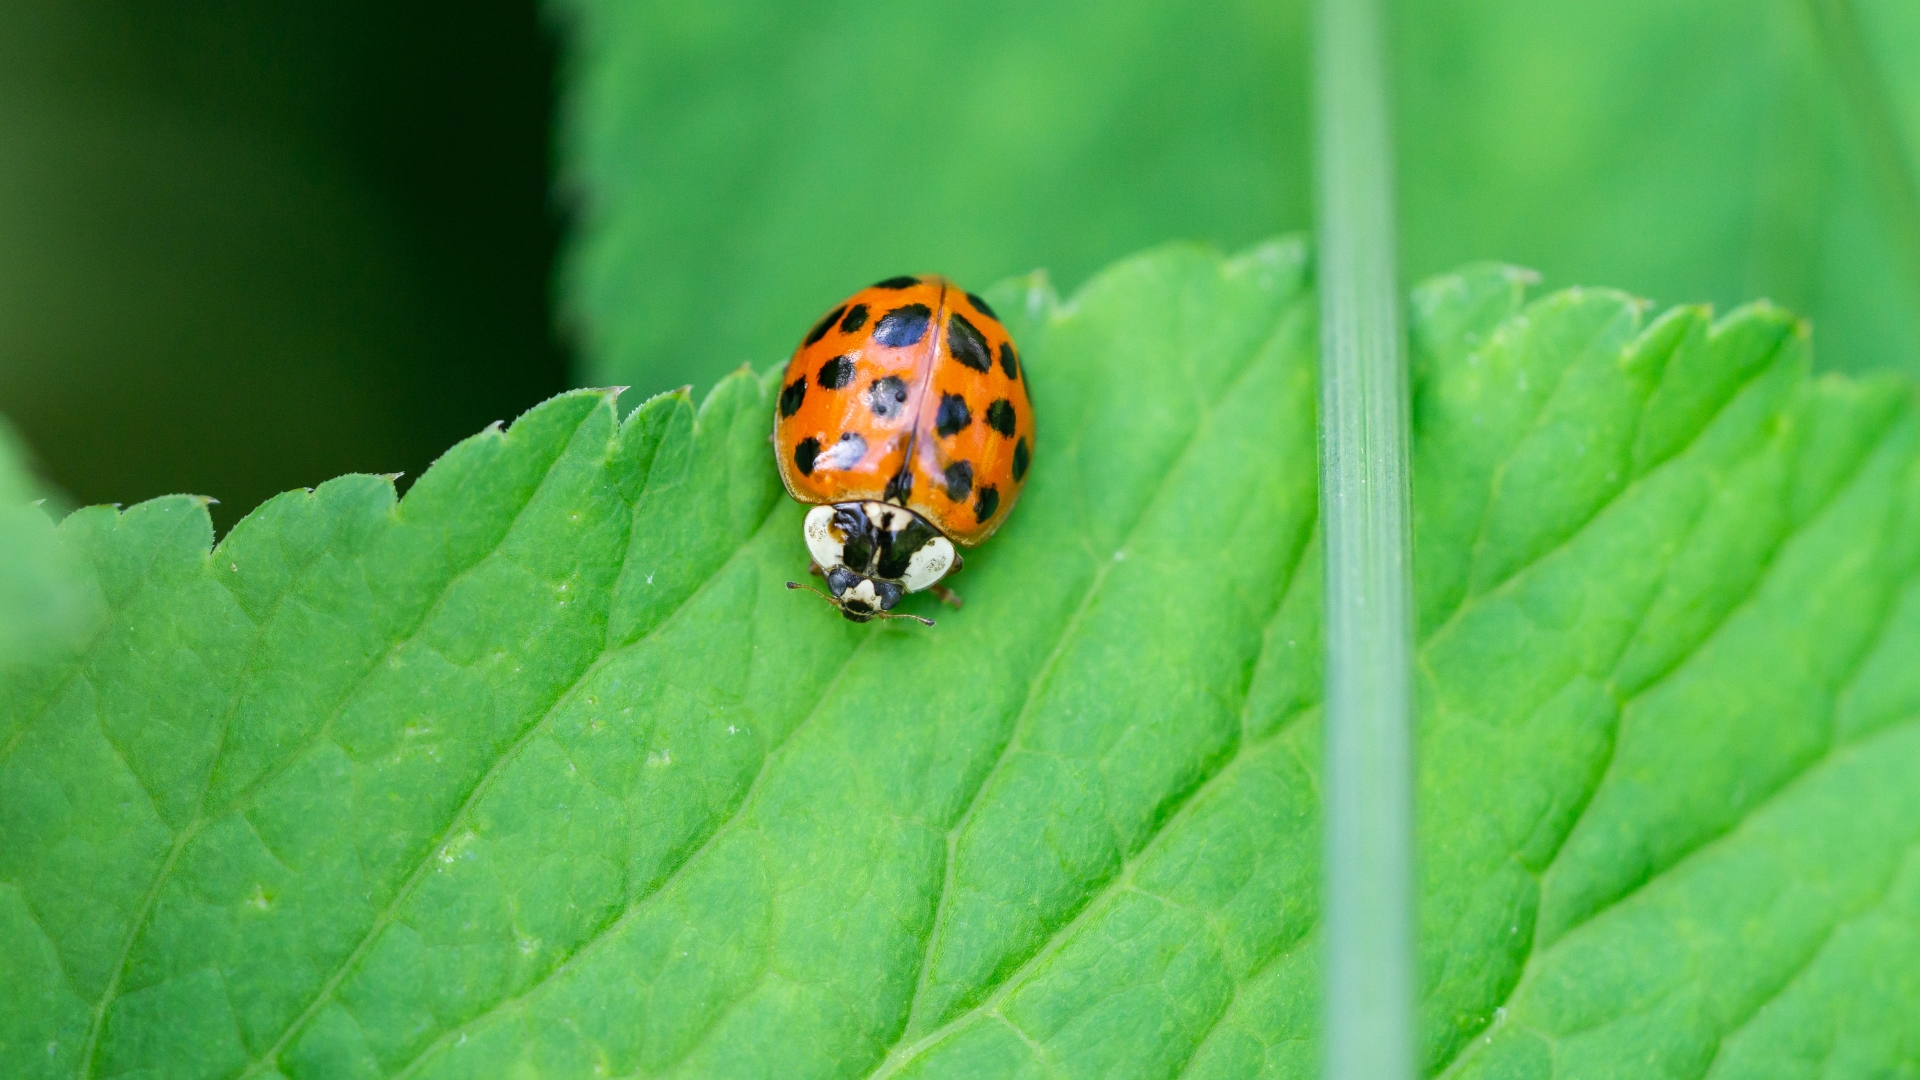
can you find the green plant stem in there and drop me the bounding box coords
[1313,0,1416,1075]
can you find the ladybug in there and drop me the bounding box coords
[774,275,1034,625]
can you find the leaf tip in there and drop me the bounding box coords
[1714,298,1807,345]
[632,384,695,414]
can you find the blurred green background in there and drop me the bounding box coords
[0,0,564,530]
[4,0,1919,529]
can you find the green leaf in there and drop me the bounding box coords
[557,0,1920,397]
[554,0,1308,395]
[1392,0,1920,387]
[6,240,1920,1079]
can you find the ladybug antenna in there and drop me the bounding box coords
[787,580,835,603]
[785,581,934,627]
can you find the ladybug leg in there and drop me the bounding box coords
[808,559,826,578]
[930,584,964,610]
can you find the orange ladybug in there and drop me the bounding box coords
[774,275,1034,624]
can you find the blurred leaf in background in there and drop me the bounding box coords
[0,0,565,531]
[553,0,1308,394]
[1395,0,1920,386]
[559,0,1920,397]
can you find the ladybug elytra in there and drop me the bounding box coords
[773,275,1034,625]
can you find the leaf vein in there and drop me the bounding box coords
[388,599,880,1080]
[1434,364,1911,1077]
[1433,309,1789,639]
[227,404,666,1077]
[3,498,204,770]
[1701,838,1920,1077]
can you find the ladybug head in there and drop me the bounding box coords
[786,568,932,626]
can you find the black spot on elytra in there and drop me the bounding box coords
[779,375,807,418]
[935,394,972,437]
[839,304,869,334]
[948,312,992,372]
[986,398,1016,437]
[817,354,855,390]
[873,275,919,290]
[885,465,913,503]
[975,485,999,523]
[873,304,932,347]
[999,342,1020,380]
[805,306,846,347]
[1013,437,1031,482]
[794,437,822,475]
[943,460,974,502]
[966,292,998,320]
[865,376,909,421]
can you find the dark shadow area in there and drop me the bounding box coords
[0,0,567,532]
